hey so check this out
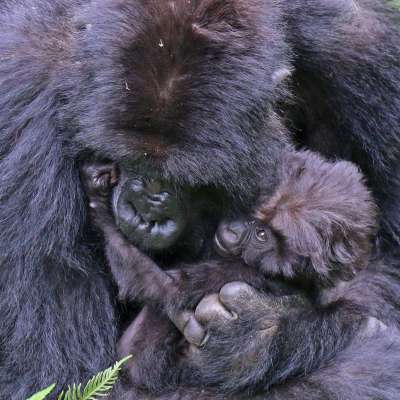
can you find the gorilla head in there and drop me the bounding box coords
[215,150,378,287]
[72,0,292,252]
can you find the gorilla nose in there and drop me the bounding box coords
[221,222,245,245]
[214,220,247,256]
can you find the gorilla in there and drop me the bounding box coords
[83,149,377,324]
[80,148,379,396]
[0,0,400,399]
[78,148,381,395]
[215,150,378,289]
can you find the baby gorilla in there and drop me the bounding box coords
[81,161,273,346]
[81,149,377,392]
[215,150,378,294]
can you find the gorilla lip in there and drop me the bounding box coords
[214,233,241,257]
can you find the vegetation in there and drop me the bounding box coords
[389,0,400,9]
[27,356,132,400]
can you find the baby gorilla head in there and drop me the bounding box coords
[215,150,378,287]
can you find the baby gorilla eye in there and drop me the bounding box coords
[255,227,268,242]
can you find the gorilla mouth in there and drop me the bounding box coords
[214,234,241,258]
[112,174,189,251]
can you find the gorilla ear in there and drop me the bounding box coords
[272,67,292,85]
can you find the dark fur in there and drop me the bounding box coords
[1,0,400,399]
[132,329,400,400]
[80,149,380,396]
[241,150,378,287]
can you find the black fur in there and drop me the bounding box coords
[244,150,377,286]
[136,330,400,400]
[1,0,400,399]
[79,148,380,396]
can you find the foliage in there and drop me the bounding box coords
[389,0,400,9]
[27,385,57,400]
[26,356,132,400]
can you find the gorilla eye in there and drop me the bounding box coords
[255,228,268,242]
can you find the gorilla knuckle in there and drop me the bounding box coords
[195,294,233,325]
[219,282,257,306]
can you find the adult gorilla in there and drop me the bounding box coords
[0,1,400,399]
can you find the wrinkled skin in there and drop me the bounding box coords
[112,170,189,251]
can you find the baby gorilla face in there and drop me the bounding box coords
[215,219,281,271]
[112,168,189,251]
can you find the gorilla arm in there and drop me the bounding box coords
[81,161,279,343]
[81,161,369,395]
[178,2,400,393]
[178,282,369,393]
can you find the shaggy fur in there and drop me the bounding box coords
[246,150,378,286]
[82,149,378,313]
[131,329,400,400]
[79,149,380,397]
[1,0,400,399]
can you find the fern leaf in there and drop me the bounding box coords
[81,356,132,400]
[58,355,132,400]
[27,384,56,400]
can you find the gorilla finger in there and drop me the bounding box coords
[169,310,206,345]
[183,315,207,346]
[169,310,192,333]
[219,281,261,315]
[117,200,140,224]
[88,163,116,187]
[150,191,170,203]
[195,294,236,326]
[109,164,119,186]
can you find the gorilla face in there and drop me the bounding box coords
[214,218,281,269]
[74,0,291,251]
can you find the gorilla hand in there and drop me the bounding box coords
[81,161,119,199]
[181,282,306,394]
[112,171,188,251]
[80,161,119,231]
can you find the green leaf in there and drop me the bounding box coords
[388,0,400,9]
[27,384,56,400]
[58,355,132,400]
